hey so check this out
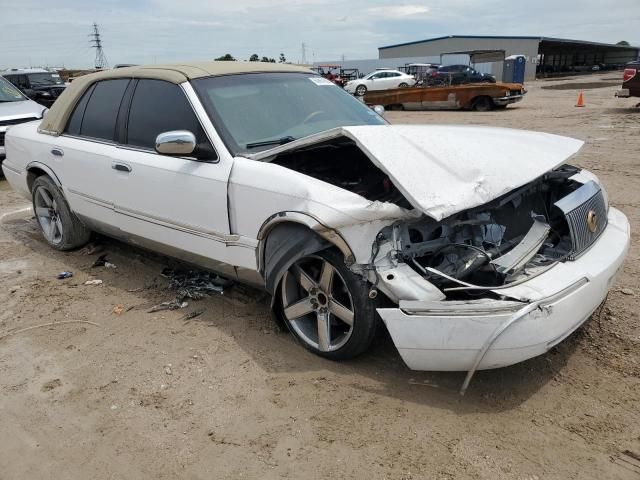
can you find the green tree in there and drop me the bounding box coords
[214,53,236,61]
[249,54,259,62]
[261,56,276,63]
[279,53,287,63]
[617,41,630,46]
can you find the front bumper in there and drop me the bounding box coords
[493,94,525,106]
[377,207,630,372]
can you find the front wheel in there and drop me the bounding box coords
[355,84,367,96]
[278,249,377,360]
[32,175,91,250]
[472,96,494,112]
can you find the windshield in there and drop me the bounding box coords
[28,72,64,87]
[0,77,26,102]
[192,72,386,154]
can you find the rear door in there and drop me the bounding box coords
[53,78,130,231]
[107,79,235,275]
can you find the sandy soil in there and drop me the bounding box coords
[1,73,639,480]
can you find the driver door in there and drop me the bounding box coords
[108,79,236,276]
[368,72,386,91]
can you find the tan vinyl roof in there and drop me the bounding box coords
[39,61,312,135]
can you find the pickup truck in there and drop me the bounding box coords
[615,62,640,103]
[364,82,526,111]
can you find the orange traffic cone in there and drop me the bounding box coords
[575,91,585,107]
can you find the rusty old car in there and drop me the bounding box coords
[364,82,526,111]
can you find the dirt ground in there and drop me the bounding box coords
[1,73,639,480]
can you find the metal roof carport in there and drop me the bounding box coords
[538,38,640,76]
[378,36,640,80]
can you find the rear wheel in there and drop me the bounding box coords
[32,176,90,250]
[398,82,409,88]
[472,96,494,112]
[355,84,367,96]
[278,249,377,360]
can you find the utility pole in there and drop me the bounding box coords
[301,42,307,65]
[89,22,109,70]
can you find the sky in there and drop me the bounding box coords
[1,0,639,69]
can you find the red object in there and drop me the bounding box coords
[575,91,585,107]
[623,68,637,82]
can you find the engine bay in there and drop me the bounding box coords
[376,165,590,298]
[271,137,412,208]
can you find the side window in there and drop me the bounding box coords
[126,79,213,158]
[80,79,129,141]
[65,84,96,136]
[7,75,26,89]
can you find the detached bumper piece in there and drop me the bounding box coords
[615,89,630,98]
[377,207,630,394]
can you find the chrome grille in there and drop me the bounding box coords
[554,181,608,259]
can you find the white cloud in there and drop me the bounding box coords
[367,4,430,18]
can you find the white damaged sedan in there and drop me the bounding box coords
[2,62,630,389]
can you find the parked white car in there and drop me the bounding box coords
[1,63,630,391]
[0,76,47,163]
[344,69,416,96]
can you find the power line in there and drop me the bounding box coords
[89,22,109,69]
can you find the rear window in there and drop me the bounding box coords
[77,79,129,141]
[66,84,95,136]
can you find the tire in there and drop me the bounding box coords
[472,96,494,112]
[355,84,367,96]
[278,248,377,360]
[31,175,91,250]
[398,82,409,88]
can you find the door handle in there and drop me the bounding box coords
[51,148,64,157]
[112,162,132,173]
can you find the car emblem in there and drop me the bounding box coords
[587,210,598,233]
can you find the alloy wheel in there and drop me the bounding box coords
[281,255,355,352]
[34,186,63,245]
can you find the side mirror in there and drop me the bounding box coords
[155,130,196,156]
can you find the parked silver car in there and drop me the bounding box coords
[0,76,47,163]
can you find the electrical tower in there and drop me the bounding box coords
[89,23,109,69]
[301,42,307,64]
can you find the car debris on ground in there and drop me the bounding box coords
[91,254,117,269]
[147,268,231,313]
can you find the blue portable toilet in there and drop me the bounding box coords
[503,55,526,84]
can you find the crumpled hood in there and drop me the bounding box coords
[251,124,584,221]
